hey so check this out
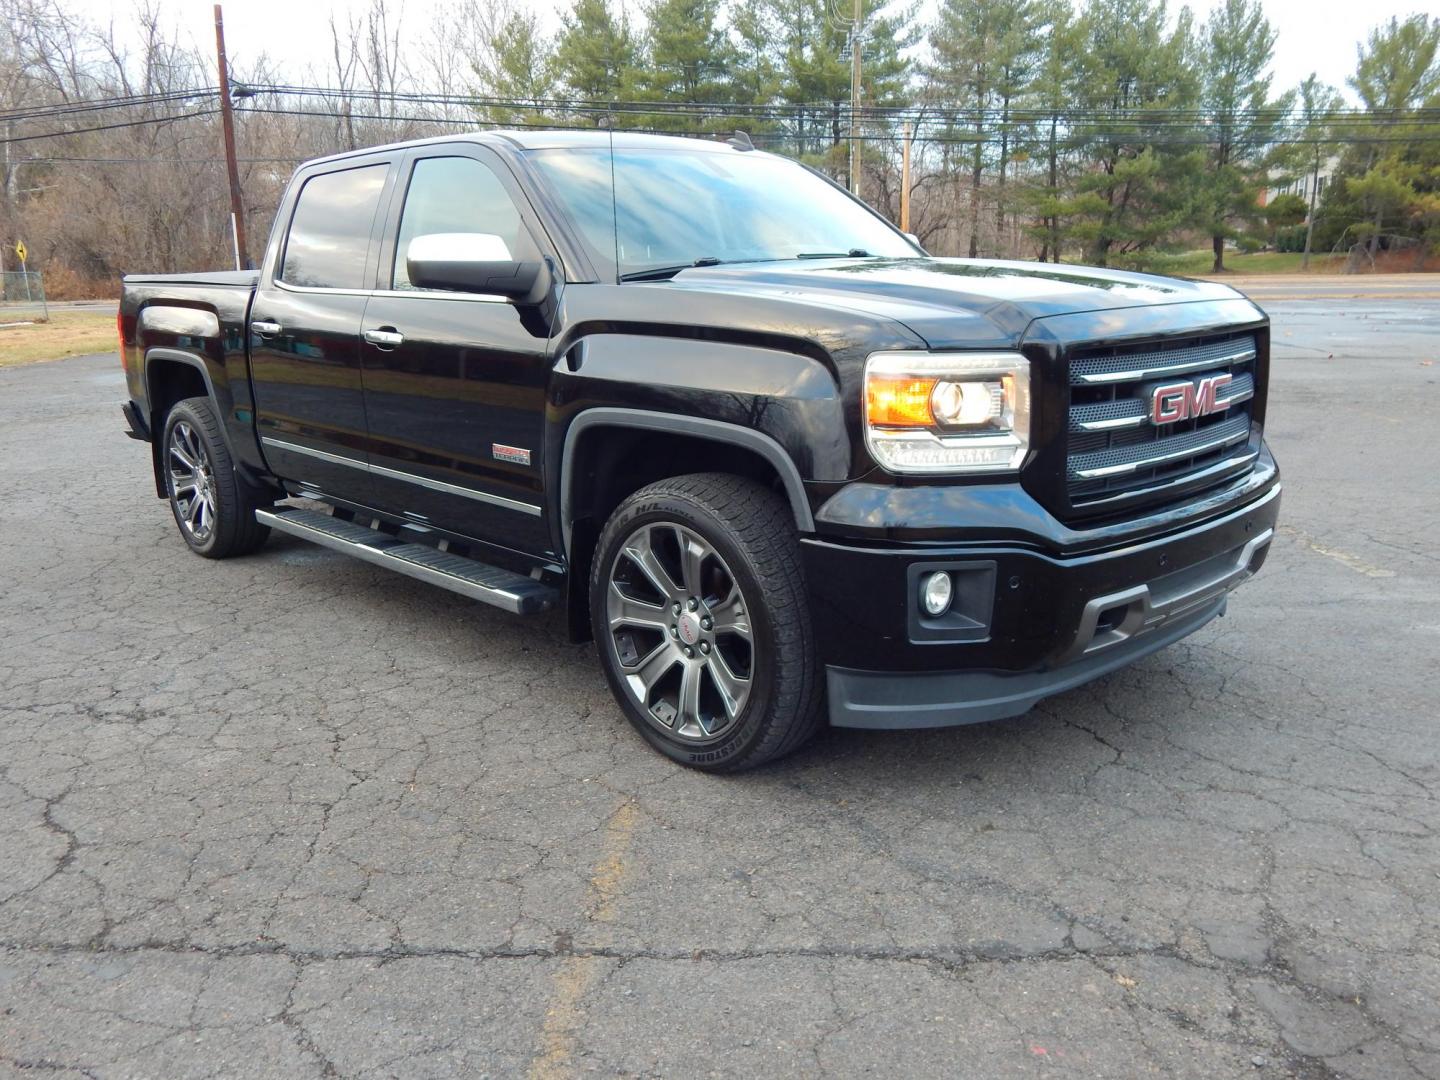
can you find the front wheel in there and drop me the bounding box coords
[162,397,271,558]
[590,473,822,772]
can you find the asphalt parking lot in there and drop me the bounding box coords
[2,296,1438,1079]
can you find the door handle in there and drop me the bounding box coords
[363,327,405,349]
[251,320,282,337]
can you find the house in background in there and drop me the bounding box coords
[1260,156,1342,220]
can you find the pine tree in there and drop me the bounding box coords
[1197,0,1291,272]
[475,12,557,126]
[928,0,1043,257]
[770,0,912,180]
[553,0,641,125]
[635,0,738,131]
[1062,0,1199,268]
[730,0,781,113]
[1016,0,1080,262]
[1346,15,1440,261]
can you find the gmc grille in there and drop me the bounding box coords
[1066,333,1260,510]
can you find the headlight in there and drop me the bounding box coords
[864,351,1030,474]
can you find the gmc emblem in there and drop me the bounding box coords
[1151,373,1233,425]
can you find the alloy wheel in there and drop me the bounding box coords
[605,521,755,742]
[167,420,216,541]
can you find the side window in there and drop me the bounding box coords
[280,164,388,290]
[393,156,526,291]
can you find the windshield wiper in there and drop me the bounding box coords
[796,248,873,259]
[619,256,723,282]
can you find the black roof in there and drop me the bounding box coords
[306,128,757,169]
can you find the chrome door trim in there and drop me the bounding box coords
[261,437,367,470]
[261,437,542,516]
[368,460,541,516]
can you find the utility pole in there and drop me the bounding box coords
[213,4,249,270]
[1302,154,1319,271]
[849,0,862,200]
[900,122,912,233]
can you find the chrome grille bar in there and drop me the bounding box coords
[1070,373,1255,433]
[1070,337,1257,385]
[1070,414,1252,480]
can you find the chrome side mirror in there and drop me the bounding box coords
[405,232,547,302]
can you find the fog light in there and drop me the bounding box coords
[921,571,953,616]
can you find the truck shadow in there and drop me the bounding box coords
[260,529,1216,791]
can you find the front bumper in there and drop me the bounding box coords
[803,481,1280,729]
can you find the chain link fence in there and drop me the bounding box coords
[0,272,50,322]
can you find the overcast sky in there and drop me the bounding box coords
[74,0,1440,103]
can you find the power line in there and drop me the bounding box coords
[0,108,219,145]
[9,155,303,164]
[229,104,1440,150]
[4,84,1438,153]
[250,82,1440,128]
[0,88,217,124]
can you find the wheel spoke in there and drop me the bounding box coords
[185,492,202,527]
[632,641,678,689]
[169,443,196,470]
[705,651,749,718]
[170,475,197,496]
[182,425,203,462]
[608,583,670,632]
[677,660,704,732]
[623,530,681,600]
[709,589,752,642]
[679,533,708,598]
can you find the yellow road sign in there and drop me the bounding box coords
[14,240,25,263]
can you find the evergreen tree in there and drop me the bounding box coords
[1197,0,1291,272]
[475,12,558,126]
[1062,0,1199,268]
[1016,0,1081,262]
[553,0,641,124]
[1346,15,1440,260]
[771,0,912,180]
[729,0,782,137]
[635,0,737,130]
[928,0,1044,257]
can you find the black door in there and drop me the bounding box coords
[250,158,393,500]
[358,149,554,556]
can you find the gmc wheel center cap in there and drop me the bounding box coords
[677,612,701,645]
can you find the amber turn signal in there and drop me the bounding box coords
[866,376,938,428]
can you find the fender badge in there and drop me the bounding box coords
[492,443,531,466]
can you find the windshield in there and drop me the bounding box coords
[527,146,918,281]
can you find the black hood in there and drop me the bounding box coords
[661,257,1254,349]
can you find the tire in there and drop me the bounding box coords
[161,396,271,559]
[590,472,822,772]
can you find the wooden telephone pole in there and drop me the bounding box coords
[213,4,249,270]
[848,0,862,199]
[900,122,912,233]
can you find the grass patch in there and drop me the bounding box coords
[0,310,117,368]
[1161,250,1344,276]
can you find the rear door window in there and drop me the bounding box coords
[280,164,389,290]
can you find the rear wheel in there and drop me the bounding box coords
[590,473,822,772]
[162,397,270,558]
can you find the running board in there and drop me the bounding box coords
[256,507,557,615]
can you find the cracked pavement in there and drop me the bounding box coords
[2,297,1438,1078]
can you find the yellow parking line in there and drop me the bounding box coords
[529,798,640,1079]
[1280,526,1395,578]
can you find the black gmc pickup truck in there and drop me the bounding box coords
[119,130,1280,771]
